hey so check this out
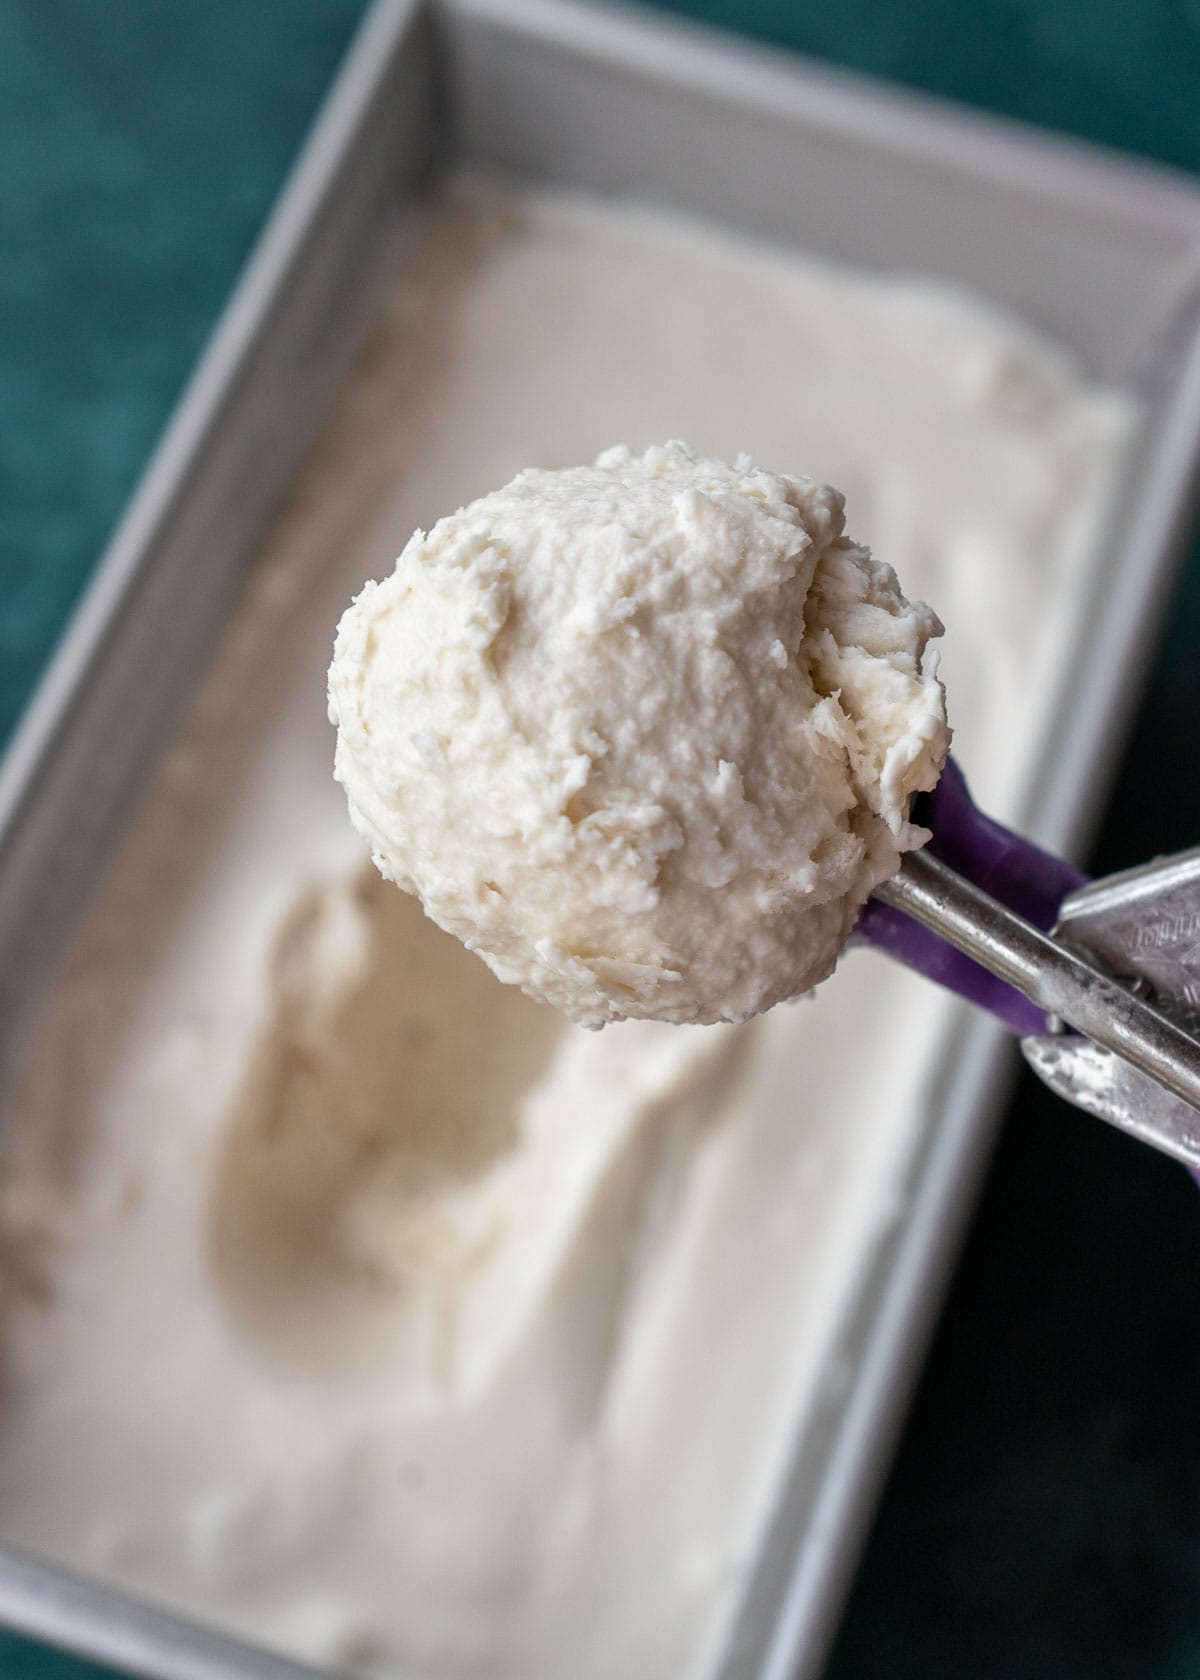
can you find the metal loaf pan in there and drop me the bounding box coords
[2,2,1200,1678]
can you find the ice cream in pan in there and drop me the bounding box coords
[329,440,1200,1162]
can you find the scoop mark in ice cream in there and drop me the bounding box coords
[328,441,951,1026]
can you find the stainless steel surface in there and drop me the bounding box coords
[0,4,1199,1680]
[1022,1035,1200,1162]
[1023,848,1200,1160]
[876,851,1200,1166]
[1057,845,1200,1012]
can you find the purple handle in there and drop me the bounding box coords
[853,759,1088,1036]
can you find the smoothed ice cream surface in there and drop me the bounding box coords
[329,442,950,1027]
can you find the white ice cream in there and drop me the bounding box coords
[329,444,950,1027]
[0,179,1133,1680]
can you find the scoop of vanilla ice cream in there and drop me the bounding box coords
[328,442,950,1027]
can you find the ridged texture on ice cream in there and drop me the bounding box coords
[328,442,950,1026]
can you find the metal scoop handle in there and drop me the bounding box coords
[875,851,1200,1141]
[854,759,1200,1169]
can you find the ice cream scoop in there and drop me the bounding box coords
[328,443,1200,1166]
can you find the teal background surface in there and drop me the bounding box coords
[3,2,1200,1677]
